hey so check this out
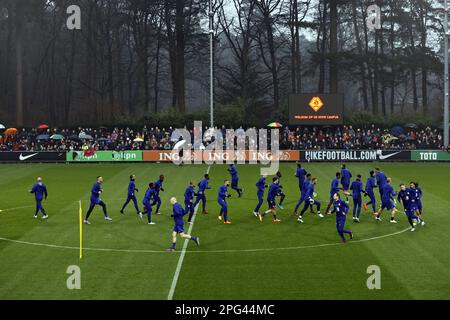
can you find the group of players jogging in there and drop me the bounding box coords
[29,162,425,249]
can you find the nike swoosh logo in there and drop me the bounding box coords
[378,152,401,160]
[19,153,38,161]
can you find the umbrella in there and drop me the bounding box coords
[0,124,5,130]
[50,134,64,140]
[37,134,50,140]
[38,124,49,129]
[133,138,144,142]
[97,137,112,144]
[79,133,93,140]
[67,134,81,141]
[390,126,405,136]
[268,122,283,128]
[4,128,18,136]
[404,123,418,129]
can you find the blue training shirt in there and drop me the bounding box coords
[350,179,364,199]
[365,176,377,193]
[198,178,211,193]
[172,203,186,226]
[340,168,352,185]
[31,183,47,201]
[184,185,195,203]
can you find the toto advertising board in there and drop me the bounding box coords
[411,150,450,161]
[66,151,142,162]
[0,152,66,163]
[300,150,411,162]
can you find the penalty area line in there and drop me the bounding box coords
[167,165,211,301]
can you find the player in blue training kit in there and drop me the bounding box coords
[298,177,323,223]
[397,184,420,231]
[152,175,165,215]
[261,177,282,222]
[350,174,366,222]
[218,181,232,224]
[340,164,352,201]
[228,164,243,197]
[84,176,112,224]
[326,172,343,214]
[294,173,312,214]
[29,177,48,219]
[275,171,286,209]
[185,181,197,224]
[375,167,387,200]
[410,182,425,226]
[253,175,268,218]
[295,163,307,192]
[364,170,378,215]
[167,197,200,252]
[194,174,211,214]
[331,193,354,243]
[120,174,142,219]
[143,182,157,224]
[375,177,398,223]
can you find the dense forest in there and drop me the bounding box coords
[0,0,445,126]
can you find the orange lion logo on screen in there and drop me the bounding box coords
[308,96,324,112]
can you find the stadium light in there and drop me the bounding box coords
[444,0,450,148]
[209,0,214,129]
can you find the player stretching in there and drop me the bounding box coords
[340,164,352,201]
[120,174,142,219]
[194,174,211,214]
[363,170,378,215]
[331,193,353,243]
[218,180,232,224]
[298,177,323,223]
[326,172,342,215]
[253,175,267,218]
[185,181,197,224]
[375,177,398,223]
[350,174,366,223]
[228,164,243,197]
[261,177,282,222]
[295,162,307,192]
[84,176,112,224]
[397,184,420,231]
[152,175,165,215]
[29,177,48,219]
[293,173,311,215]
[143,182,157,225]
[167,197,200,252]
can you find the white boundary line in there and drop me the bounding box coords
[167,165,211,300]
[0,226,411,254]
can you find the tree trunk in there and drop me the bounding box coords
[329,0,338,93]
[318,0,327,93]
[15,17,24,126]
[175,0,186,113]
[351,0,368,111]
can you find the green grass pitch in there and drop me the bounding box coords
[0,162,449,300]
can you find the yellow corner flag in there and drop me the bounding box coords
[79,200,83,259]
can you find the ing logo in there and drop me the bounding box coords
[308,96,324,112]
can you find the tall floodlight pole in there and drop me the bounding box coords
[445,0,449,148]
[209,0,214,128]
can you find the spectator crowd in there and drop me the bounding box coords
[0,124,444,152]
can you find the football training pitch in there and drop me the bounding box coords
[0,162,449,300]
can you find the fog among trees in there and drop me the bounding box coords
[0,0,445,126]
